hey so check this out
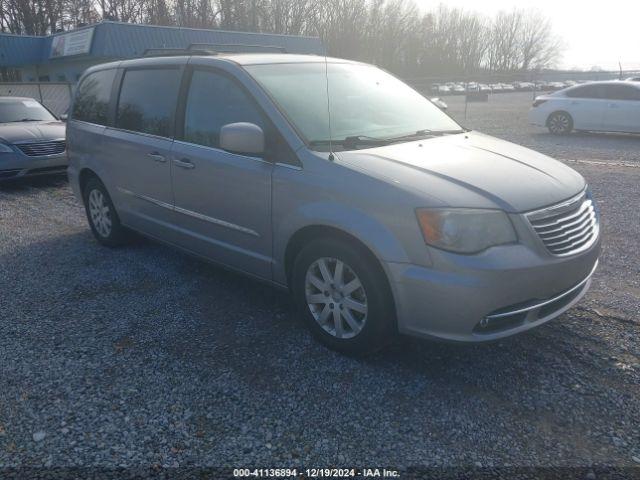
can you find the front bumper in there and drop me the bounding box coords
[386,237,601,342]
[0,152,67,180]
[528,108,548,128]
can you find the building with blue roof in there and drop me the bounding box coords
[0,21,325,83]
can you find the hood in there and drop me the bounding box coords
[0,121,65,144]
[335,131,585,212]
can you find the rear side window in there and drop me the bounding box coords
[183,69,265,149]
[72,69,116,125]
[116,68,182,137]
[565,85,603,99]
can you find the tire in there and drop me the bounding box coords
[547,111,573,135]
[82,177,131,247]
[291,238,396,355]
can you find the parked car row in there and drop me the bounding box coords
[1,54,603,356]
[430,79,593,95]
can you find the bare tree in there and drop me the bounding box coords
[0,0,564,77]
[488,9,523,71]
[518,9,563,70]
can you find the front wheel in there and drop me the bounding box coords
[292,238,396,355]
[82,177,131,247]
[547,112,573,135]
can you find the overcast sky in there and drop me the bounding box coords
[415,0,639,70]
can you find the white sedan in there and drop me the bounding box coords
[529,81,640,134]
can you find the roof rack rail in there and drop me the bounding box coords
[188,43,287,54]
[143,47,215,57]
[143,43,288,58]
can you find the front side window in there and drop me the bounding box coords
[0,98,56,123]
[116,68,182,137]
[183,69,265,149]
[245,62,463,151]
[601,84,640,101]
[72,69,116,125]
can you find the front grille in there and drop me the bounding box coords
[16,140,66,157]
[527,193,598,256]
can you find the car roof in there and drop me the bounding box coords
[86,53,364,75]
[569,80,640,87]
[210,53,359,65]
[0,96,39,103]
[540,80,640,98]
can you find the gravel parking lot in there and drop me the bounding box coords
[1,92,639,474]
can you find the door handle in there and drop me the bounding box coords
[147,152,166,163]
[174,158,195,170]
[608,103,619,108]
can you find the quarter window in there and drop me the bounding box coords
[183,70,265,149]
[116,68,182,137]
[72,69,116,125]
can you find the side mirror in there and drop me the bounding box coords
[220,122,264,156]
[430,97,448,111]
[59,113,68,122]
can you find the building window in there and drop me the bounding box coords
[0,68,22,82]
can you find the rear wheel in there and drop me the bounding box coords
[292,238,396,355]
[547,111,573,135]
[82,177,131,247]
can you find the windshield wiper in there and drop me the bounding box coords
[382,129,465,142]
[309,135,398,151]
[310,129,466,150]
[9,118,42,123]
[310,135,392,147]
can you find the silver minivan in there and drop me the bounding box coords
[67,53,601,354]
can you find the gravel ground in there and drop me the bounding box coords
[0,93,639,474]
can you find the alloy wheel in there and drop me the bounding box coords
[549,113,570,134]
[88,189,112,238]
[305,257,368,339]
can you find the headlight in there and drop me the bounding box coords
[416,208,517,253]
[0,143,14,154]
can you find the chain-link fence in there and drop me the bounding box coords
[0,82,73,116]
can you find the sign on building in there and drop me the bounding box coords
[50,28,94,58]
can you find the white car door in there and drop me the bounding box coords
[561,84,606,131]
[602,84,640,133]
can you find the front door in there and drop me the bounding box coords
[563,84,606,131]
[601,84,640,133]
[170,68,274,279]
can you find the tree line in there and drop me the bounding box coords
[0,0,563,77]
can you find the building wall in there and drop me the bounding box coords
[21,58,114,83]
[1,21,324,84]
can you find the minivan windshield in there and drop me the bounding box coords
[0,99,56,123]
[245,62,463,151]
